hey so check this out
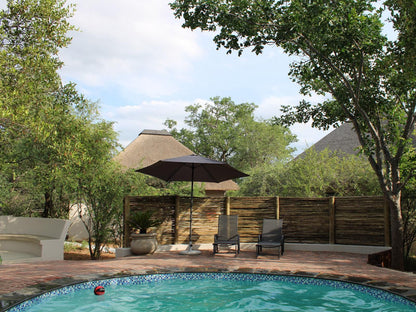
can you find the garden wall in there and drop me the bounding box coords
[122,196,390,248]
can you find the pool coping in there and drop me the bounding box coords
[2,267,416,311]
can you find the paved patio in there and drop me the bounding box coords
[1,248,416,311]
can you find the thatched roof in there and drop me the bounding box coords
[306,123,360,156]
[114,130,193,169]
[297,122,416,159]
[204,179,239,191]
[114,130,239,192]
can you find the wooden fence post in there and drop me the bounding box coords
[123,196,131,247]
[329,196,336,244]
[275,196,280,219]
[225,196,231,215]
[384,197,391,246]
[174,196,180,244]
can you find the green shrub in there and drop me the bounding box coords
[129,211,161,234]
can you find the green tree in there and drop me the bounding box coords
[236,163,284,196]
[76,163,131,260]
[69,115,159,259]
[400,152,416,267]
[1,0,75,148]
[239,148,380,197]
[281,149,381,197]
[170,0,416,270]
[0,1,158,258]
[402,184,416,266]
[165,96,296,171]
[77,165,159,260]
[0,0,79,217]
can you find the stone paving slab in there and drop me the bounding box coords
[0,250,415,311]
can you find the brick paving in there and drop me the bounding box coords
[1,249,416,311]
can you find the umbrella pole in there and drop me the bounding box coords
[179,163,201,255]
[189,164,194,249]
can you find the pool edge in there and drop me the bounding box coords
[2,268,416,311]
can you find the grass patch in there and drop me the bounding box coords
[64,241,89,252]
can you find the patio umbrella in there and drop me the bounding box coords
[137,154,248,255]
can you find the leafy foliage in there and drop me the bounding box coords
[165,96,296,172]
[0,0,79,217]
[170,0,416,269]
[128,210,162,234]
[400,152,416,264]
[238,148,380,197]
[76,164,136,259]
[0,1,160,259]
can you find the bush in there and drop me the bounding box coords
[238,148,380,197]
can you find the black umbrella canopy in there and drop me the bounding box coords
[137,154,248,255]
[136,154,248,183]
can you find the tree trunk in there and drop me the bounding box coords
[389,196,405,270]
[42,191,53,218]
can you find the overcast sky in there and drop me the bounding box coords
[2,0,333,154]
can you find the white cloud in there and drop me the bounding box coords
[60,0,202,97]
[257,95,300,120]
[106,94,332,152]
[290,122,332,154]
[0,0,333,154]
[257,92,328,119]
[103,99,192,147]
[257,95,332,154]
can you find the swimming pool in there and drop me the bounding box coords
[7,273,416,311]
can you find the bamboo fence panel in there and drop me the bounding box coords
[279,197,330,243]
[229,197,277,242]
[123,195,388,247]
[123,196,176,246]
[175,197,224,244]
[335,196,387,246]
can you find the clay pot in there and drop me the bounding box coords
[130,233,158,255]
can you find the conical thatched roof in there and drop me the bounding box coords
[311,123,359,155]
[297,122,416,158]
[204,179,239,191]
[115,130,193,169]
[114,130,239,193]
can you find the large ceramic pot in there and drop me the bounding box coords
[130,233,158,255]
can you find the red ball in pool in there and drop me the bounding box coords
[94,286,105,296]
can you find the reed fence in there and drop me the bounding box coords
[122,195,390,248]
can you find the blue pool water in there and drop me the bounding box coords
[8,273,416,311]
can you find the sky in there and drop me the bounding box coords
[3,0,333,154]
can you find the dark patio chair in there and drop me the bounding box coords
[213,215,240,255]
[256,219,284,259]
